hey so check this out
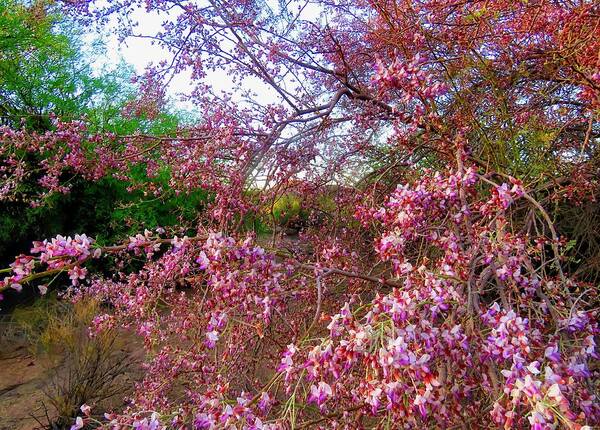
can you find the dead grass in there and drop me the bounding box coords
[0,295,140,429]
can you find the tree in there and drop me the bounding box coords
[1,0,598,428]
[0,1,209,266]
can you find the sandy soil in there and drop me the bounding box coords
[0,343,57,430]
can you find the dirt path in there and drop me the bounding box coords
[0,344,58,430]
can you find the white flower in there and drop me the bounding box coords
[526,361,540,375]
[546,383,561,399]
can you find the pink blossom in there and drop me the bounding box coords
[70,417,84,430]
[196,251,210,270]
[308,381,332,409]
[68,266,88,286]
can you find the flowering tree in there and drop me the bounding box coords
[1,0,598,428]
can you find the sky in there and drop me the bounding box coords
[82,0,326,113]
[85,5,281,112]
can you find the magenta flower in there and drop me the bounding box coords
[413,393,427,418]
[196,251,210,270]
[68,266,88,286]
[205,330,219,349]
[544,344,560,362]
[277,343,296,373]
[70,417,84,430]
[308,381,332,409]
[194,413,215,429]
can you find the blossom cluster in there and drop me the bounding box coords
[276,169,599,428]
[373,55,449,101]
[0,121,117,204]
[0,234,95,296]
[3,172,597,429]
[70,232,300,428]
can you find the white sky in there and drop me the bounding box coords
[83,0,325,112]
[86,6,281,112]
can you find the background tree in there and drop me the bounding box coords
[0,0,207,280]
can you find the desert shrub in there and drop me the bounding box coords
[9,293,71,351]
[42,328,133,429]
[11,295,135,429]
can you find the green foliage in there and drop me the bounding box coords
[271,193,303,226]
[0,0,61,56]
[102,174,210,243]
[0,0,131,129]
[0,173,209,262]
